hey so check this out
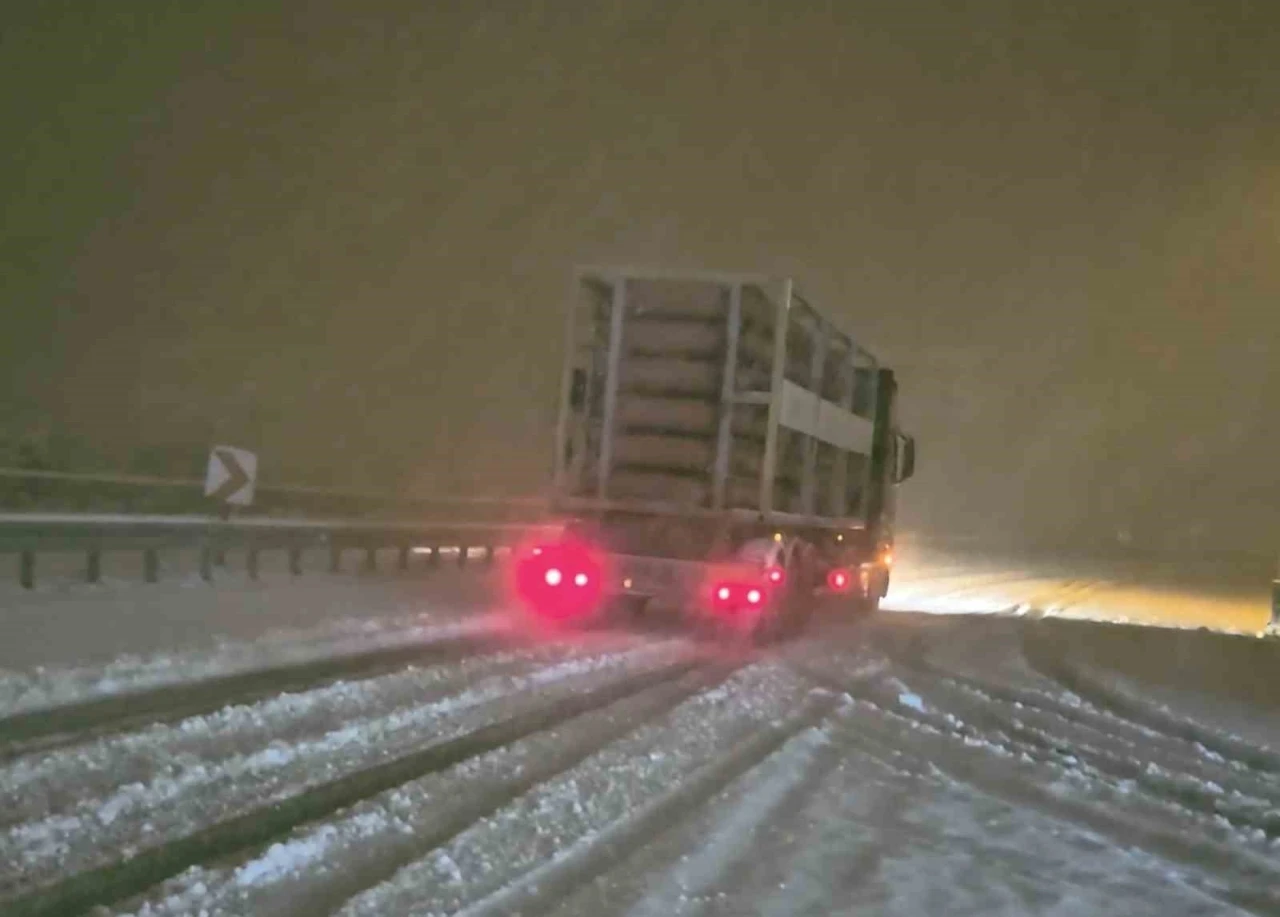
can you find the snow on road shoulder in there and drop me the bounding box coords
[0,638,689,898]
[1070,663,1280,756]
[0,611,508,718]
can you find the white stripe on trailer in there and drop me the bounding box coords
[778,381,875,455]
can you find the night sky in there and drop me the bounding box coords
[4,1,1278,551]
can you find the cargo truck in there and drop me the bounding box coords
[512,266,916,640]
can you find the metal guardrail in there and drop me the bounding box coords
[0,466,549,521]
[0,512,560,589]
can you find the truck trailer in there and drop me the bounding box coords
[513,266,916,640]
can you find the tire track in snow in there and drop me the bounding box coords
[322,660,814,917]
[111,661,749,917]
[746,738,1237,917]
[615,683,1239,917]
[890,668,1280,841]
[789,661,1280,916]
[445,694,840,917]
[535,660,899,917]
[618,718,835,917]
[0,619,511,759]
[0,637,637,830]
[1,646,699,916]
[1020,629,1280,775]
[905,656,1194,758]
[3,643,680,895]
[898,623,1280,795]
[749,776,918,917]
[601,698,926,917]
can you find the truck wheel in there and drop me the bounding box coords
[782,592,816,637]
[697,614,747,645]
[750,611,789,646]
[758,557,817,644]
[786,549,820,635]
[851,566,887,613]
[613,595,649,620]
[851,595,880,615]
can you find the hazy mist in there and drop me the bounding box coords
[4,1,1278,551]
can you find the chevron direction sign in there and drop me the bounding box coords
[204,445,258,506]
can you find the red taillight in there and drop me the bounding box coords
[765,566,785,586]
[513,538,604,618]
[712,582,765,611]
[827,568,851,592]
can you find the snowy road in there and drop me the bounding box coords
[2,559,1279,915]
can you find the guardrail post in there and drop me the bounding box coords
[363,546,377,573]
[20,551,34,589]
[482,545,494,567]
[143,548,158,583]
[289,546,302,577]
[86,549,101,584]
[200,545,213,582]
[397,545,409,572]
[457,546,469,569]
[247,546,259,581]
[329,543,341,573]
[427,547,439,568]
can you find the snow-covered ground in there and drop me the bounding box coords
[60,613,1274,917]
[0,547,502,665]
[0,637,691,898]
[0,551,510,715]
[1,546,1277,915]
[0,540,1267,721]
[886,542,1272,634]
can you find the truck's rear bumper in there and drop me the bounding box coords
[604,552,771,618]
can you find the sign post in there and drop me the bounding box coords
[204,446,258,573]
[1272,561,1279,630]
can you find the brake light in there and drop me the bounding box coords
[712,581,767,611]
[765,566,785,586]
[513,538,605,619]
[827,568,851,592]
